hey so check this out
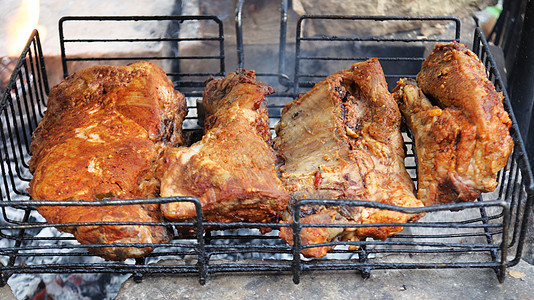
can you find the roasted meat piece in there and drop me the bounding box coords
[158,70,289,224]
[28,61,187,260]
[392,42,513,206]
[275,58,423,258]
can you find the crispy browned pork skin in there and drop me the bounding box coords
[275,58,423,258]
[28,61,187,261]
[158,70,289,225]
[392,42,513,206]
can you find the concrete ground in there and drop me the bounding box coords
[0,260,532,299]
[114,260,534,299]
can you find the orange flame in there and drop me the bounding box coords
[7,0,47,56]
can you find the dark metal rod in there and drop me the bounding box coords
[3,101,31,194]
[217,16,226,75]
[235,0,245,69]
[59,20,68,78]
[62,37,223,43]
[194,201,208,285]
[278,0,290,87]
[59,15,223,22]
[15,59,32,165]
[299,37,456,43]
[473,26,534,194]
[63,55,224,61]
[506,160,522,248]
[297,56,424,61]
[26,41,44,133]
[498,201,511,283]
[292,203,303,284]
[507,189,534,267]
[34,30,50,99]
[4,208,32,284]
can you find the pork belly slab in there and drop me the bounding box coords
[28,61,187,261]
[393,42,513,206]
[159,70,289,224]
[275,58,423,258]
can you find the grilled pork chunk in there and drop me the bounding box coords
[275,58,423,258]
[158,70,289,225]
[393,42,513,206]
[28,61,187,261]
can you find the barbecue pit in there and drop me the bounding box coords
[1,1,533,299]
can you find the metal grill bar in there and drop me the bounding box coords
[59,16,226,98]
[299,37,457,42]
[294,15,461,94]
[472,27,534,273]
[235,0,292,88]
[62,37,223,42]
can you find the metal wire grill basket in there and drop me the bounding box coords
[1,13,533,285]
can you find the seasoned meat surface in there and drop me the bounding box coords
[159,70,289,224]
[28,61,187,260]
[275,58,423,258]
[393,42,513,206]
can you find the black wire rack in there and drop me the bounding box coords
[1,12,533,286]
